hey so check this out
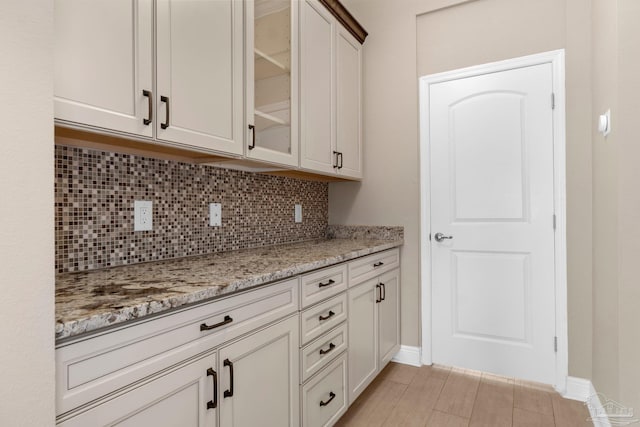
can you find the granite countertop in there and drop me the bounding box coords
[56,234,403,341]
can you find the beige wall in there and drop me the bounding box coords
[332,0,594,379]
[617,0,640,412]
[0,0,55,424]
[591,0,619,400]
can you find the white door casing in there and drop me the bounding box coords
[419,50,567,390]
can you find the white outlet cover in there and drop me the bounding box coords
[294,204,302,223]
[209,203,222,227]
[134,200,153,231]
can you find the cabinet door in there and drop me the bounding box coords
[58,352,218,427]
[378,269,401,369]
[335,26,362,179]
[219,316,299,427]
[156,0,243,155]
[54,0,153,137]
[246,0,299,167]
[300,0,336,174]
[347,278,378,403]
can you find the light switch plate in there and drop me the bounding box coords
[294,204,302,223]
[209,203,222,227]
[134,200,153,231]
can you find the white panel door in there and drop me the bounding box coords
[219,316,299,427]
[335,26,362,178]
[54,0,153,137]
[300,0,336,174]
[430,63,556,384]
[156,0,243,154]
[59,352,217,427]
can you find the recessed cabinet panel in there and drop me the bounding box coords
[378,269,401,368]
[156,0,243,154]
[219,316,299,427]
[300,0,335,174]
[54,0,153,137]
[336,27,362,178]
[58,352,217,427]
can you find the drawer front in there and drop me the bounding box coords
[56,278,298,416]
[300,293,348,346]
[300,323,347,383]
[348,248,399,286]
[301,353,348,427]
[300,264,347,309]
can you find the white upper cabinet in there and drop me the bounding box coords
[335,27,362,179]
[54,0,153,137]
[245,0,300,167]
[300,0,335,174]
[55,0,243,156]
[156,0,243,154]
[300,0,363,179]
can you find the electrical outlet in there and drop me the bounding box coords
[134,200,153,231]
[209,203,222,227]
[294,204,302,223]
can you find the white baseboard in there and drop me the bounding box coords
[564,377,611,427]
[391,345,422,367]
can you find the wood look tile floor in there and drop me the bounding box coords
[335,363,592,427]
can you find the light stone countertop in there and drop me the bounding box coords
[55,237,403,341]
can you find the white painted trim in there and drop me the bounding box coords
[391,346,422,367]
[563,377,611,427]
[563,376,593,402]
[418,50,568,387]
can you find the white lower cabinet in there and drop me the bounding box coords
[56,249,401,427]
[219,316,299,427]
[348,267,401,403]
[301,353,348,427]
[58,351,218,427]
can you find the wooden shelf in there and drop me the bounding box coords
[255,48,288,72]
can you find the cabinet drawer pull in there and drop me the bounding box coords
[200,315,233,331]
[248,124,255,150]
[373,261,384,267]
[332,151,339,168]
[206,368,218,409]
[142,90,153,125]
[223,359,234,398]
[160,95,170,129]
[318,279,335,288]
[375,284,381,304]
[338,152,343,169]
[318,310,335,321]
[319,342,336,355]
[380,283,386,301]
[319,391,336,407]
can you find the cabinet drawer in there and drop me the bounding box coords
[301,353,348,427]
[348,248,399,286]
[300,293,347,346]
[300,323,347,383]
[56,278,298,416]
[300,264,347,308]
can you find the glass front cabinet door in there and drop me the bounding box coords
[245,0,299,167]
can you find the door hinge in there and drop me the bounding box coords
[551,93,556,110]
[554,336,558,352]
[553,214,556,230]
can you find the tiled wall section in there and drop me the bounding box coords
[55,145,328,273]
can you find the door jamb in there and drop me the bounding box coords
[418,49,568,393]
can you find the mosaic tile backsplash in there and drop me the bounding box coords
[55,145,328,273]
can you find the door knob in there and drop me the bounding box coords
[434,232,453,242]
